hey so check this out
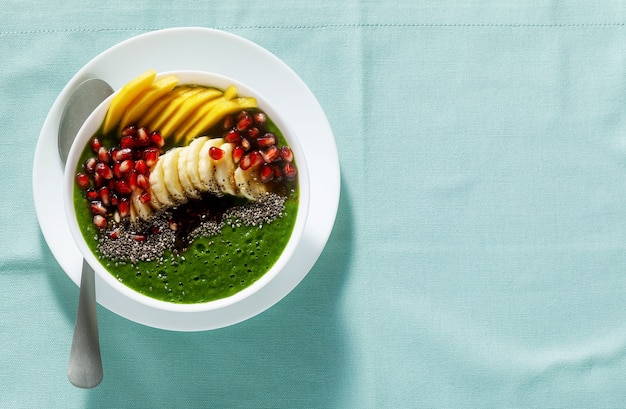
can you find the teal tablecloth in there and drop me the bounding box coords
[4,1,626,407]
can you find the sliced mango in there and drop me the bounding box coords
[183,97,257,145]
[159,87,223,139]
[119,75,179,130]
[139,86,189,128]
[147,87,203,133]
[103,69,156,135]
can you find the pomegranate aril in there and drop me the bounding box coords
[93,173,105,188]
[118,198,130,217]
[121,125,137,137]
[110,193,119,206]
[260,164,274,182]
[232,146,245,163]
[223,114,234,130]
[91,138,103,153]
[95,162,113,179]
[143,148,159,167]
[86,189,99,201]
[150,131,164,147]
[136,127,150,146]
[151,226,161,235]
[280,146,294,162]
[239,154,252,170]
[119,159,134,173]
[224,130,241,144]
[272,163,284,180]
[76,173,90,189]
[261,146,280,163]
[133,234,147,242]
[137,173,150,191]
[284,162,297,180]
[209,146,224,160]
[90,201,107,216]
[120,135,135,149]
[246,127,260,140]
[250,150,264,167]
[257,133,277,148]
[241,137,251,151]
[93,215,107,229]
[98,186,111,206]
[83,157,97,173]
[139,191,151,204]
[134,159,148,175]
[98,146,111,163]
[113,147,133,162]
[108,228,121,240]
[126,171,138,190]
[252,111,267,126]
[236,115,253,131]
[113,162,122,178]
[115,180,132,195]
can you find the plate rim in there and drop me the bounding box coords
[33,27,340,331]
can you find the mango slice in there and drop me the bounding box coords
[183,97,257,145]
[119,75,179,131]
[103,69,156,135]
[159,87,223,139]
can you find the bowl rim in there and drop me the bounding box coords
[64,69,310,313]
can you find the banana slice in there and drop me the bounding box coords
[197,138,224,195]
[234,167,268,200]
[177,143,200,199]
[185,136,208,192]
[149,157,175,207]
[131,189,153,221]
[214,143,237,196]
[162,147,187,203]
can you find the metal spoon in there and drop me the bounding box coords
[58,78,114,388]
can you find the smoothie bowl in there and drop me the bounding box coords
[64,70,309,314]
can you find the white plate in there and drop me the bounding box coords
[33,27,340,331]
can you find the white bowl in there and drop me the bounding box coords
[64,70,309,315]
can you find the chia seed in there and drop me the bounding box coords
[96,192,286,264]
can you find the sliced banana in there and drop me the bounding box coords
[185,136,208,192]
[234,167,267,200]
[177,143,200,199]
[149,158,175,207]
[197,138,224,195]
[214,143,237,196]
[162,147,187,203]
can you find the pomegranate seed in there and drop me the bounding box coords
[93,215,107,229]
[121,125,137,137]
[284,162,297,180]
[169,220,178,231]
[95,163,113,179]
[150,131,164,147]
[272,163,284,180]
[280,146,294,162]
[113,162,122,178]
[113,148,132,162]
[98,146,110,163]
[98,186,111,206]
[250,150,264,167]
[119,159,134,173]
[136,127,150,146]
[133,234,147,242]
[209,146,224,160]
[139,191,151,204]
[257,133,277,148]
[151,226,161,235]
[93,173,105,188]
[260,163,274,182]
[252,111,267,126]
[241,137,251,151]
[108,228,121,240]
[118,198,130,217]
[86,189,99,201]
[90,201,107,216]
[114,180,132,195]
[224,130,241,144]
[261,146,280,163]
[143,148,159,167]
[239,154,252,170]
[236,115,252,131]
[83,157,97,173]
[136,173,150,190]
[232,146,245,163]
[120,135,135,149]
[91,138,103,153]
[126,171,138,190]
[110,193,119,206]
[76,173,90,189]
[246,127,260,140]
[223,114,234,129]
[134,159,148,175]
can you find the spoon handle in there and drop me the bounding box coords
[67,259,103,388]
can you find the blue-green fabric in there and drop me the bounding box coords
[4,1,626,407]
